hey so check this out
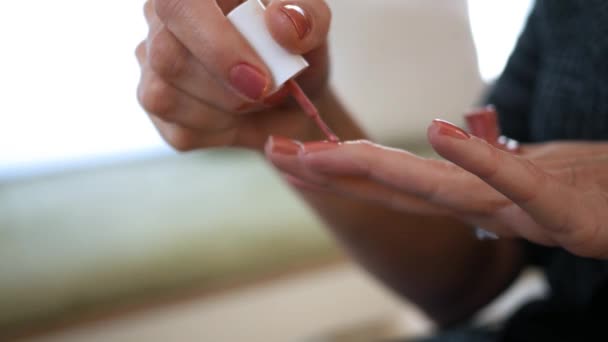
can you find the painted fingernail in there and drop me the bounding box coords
[229,63,269,100]
[465,106,500,143]
[302,141,340,153]
[268,136,301,155]
[280,4,311,39]
[433,119,471,140]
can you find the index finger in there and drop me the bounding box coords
[428,119,608,257]
[299,140,507,215]
[153,0,272,100]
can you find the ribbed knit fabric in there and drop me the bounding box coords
[489,0,608,142]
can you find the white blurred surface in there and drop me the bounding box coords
[0,1,164,179]
[468,0,533,81]
[328,0,483,143]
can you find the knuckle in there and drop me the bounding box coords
[148,30,188,79]
[317,0,332,32]
[140,78,176,116]
[165,127,197,152]
[189,110,214,129]
[525,159,548,187]
[475,197,510,216]
[301,0,331,42]
[135,41,146,61]
[231,101,253,114]
[558,207,601,257]
[143,1,154,21]
[477,144,502,180]
[153,0,185,22]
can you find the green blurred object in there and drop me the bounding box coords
[0,149,339,333]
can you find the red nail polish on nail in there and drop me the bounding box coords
[303,141,340,153]
[269,136,301,155]
[433,119,471,140]
[465,106,499,143]
[280,4,311,39]
[229,63,269,100]
[287,80,339,142]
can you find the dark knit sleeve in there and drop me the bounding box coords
[486,4,541,143]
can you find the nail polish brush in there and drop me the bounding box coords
[286,79,339,142]
[228,0,338,142]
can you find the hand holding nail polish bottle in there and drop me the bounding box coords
[228,0,338,141]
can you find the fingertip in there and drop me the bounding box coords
[427,119,472,155]
[427,120,441,146]
[135,41,147,66]
[264,135,302,159]
[265,0,330,54]
[265,3,304,52]
[264,135,275,157]
[427,119,449,154]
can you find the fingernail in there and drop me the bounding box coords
[302,141,340,153]
[280,4,311,39]
[465,107,499,143]
[267,136,301,155]
[229,63,269,100]
[433,119,471,140]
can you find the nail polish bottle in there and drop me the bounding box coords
[228,0,309,91]
[228,0,339,141]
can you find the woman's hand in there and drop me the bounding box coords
[136,0,332,151]
[266,120,608,259]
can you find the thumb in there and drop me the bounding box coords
[265,0,331,54]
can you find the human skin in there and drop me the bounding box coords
[137,0,524,325]
[269,121,608,259]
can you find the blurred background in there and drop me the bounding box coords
[0,0,541,341]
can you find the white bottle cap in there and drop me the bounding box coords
[228,0,309,91]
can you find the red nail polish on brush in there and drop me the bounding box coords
[287,80,339,142]
[228,0,339,142]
